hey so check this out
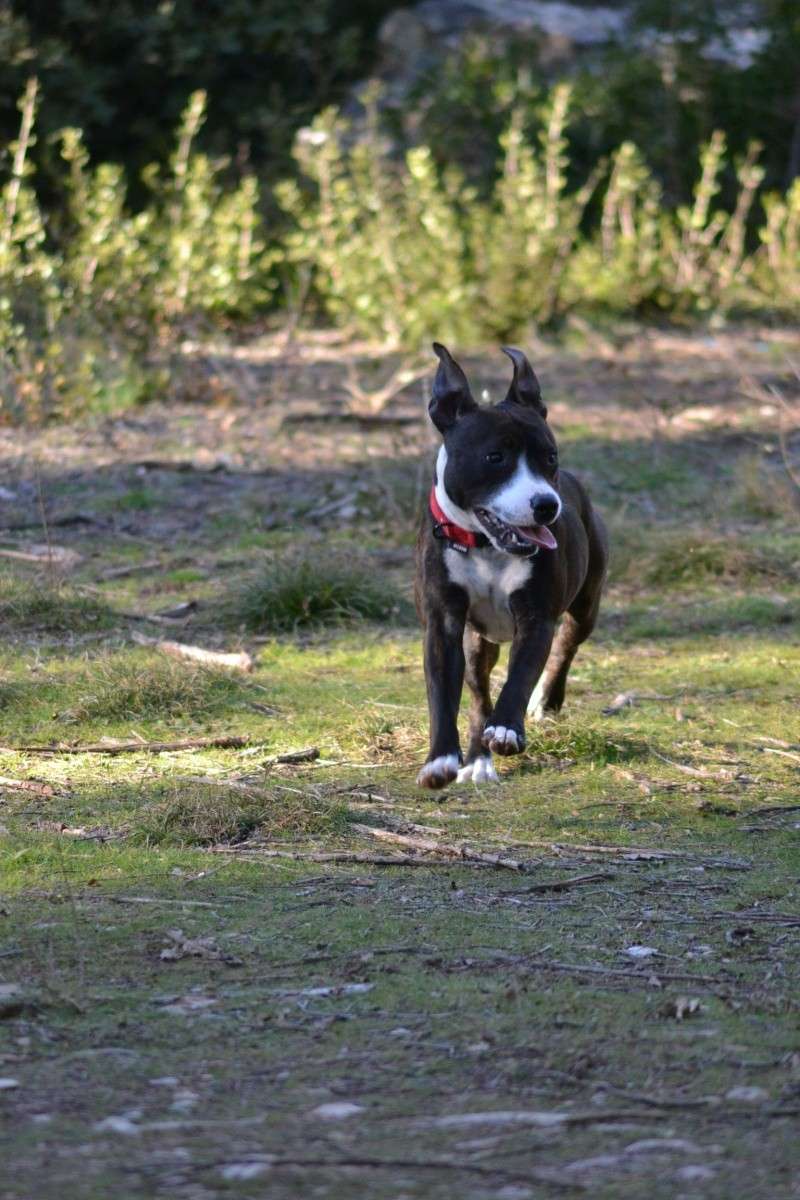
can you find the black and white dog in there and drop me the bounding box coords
[414,343,608,789]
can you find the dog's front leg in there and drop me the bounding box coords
[483,616,555,757]
[417,606,467,789]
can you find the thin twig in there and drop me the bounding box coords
[207,846,501,869]
[261,747,320,768]
[761,746,800,765]
[1,735,251,756]
[103,895,233,908]
[351,823,527,872]
[502,872,615,894]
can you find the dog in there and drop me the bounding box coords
[414,343,608,789]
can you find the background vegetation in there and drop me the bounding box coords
[1,0,799,421]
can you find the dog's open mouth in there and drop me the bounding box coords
[475,507,558,554]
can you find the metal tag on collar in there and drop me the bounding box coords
[433,522,469,553]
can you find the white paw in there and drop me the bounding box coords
[456,755,499,785]
[482,725,522,755]
[416,754,460,790]
[527,678,547,720]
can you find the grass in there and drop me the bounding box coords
[130,779,351,846]
[234,551,403,631]
[1,329,800,1199]
[0,571,111,635]
[59,653,247,723]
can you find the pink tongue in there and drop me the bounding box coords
[515,524,558,551]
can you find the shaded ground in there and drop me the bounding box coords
[1,325,800,1199]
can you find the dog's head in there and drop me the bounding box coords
[429,343,561,555]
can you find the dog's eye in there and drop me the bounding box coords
[547,452,558,466]
[485,451,504,464]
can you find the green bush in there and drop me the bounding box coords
[0,83,273,422]
[3,73,800,424]
[283,85,799,343]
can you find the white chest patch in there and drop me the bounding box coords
[445,545,533,643]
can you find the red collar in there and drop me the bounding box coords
[429,485,485,551]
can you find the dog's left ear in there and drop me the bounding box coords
[429,342,477,433]
[501,346,547,419]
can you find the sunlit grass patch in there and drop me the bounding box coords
[61,653,246,723]
[731,453,800,520]
[0,571,111,635]
[234,551,401,632]
[524,720,641,766]
[616,594,797,640]
[131,779,350,846]
[611,529,800,588]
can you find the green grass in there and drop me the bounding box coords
[0,571,111,635]
[60,653,246,723]
[131,779,351,846]
[234,551,404,631]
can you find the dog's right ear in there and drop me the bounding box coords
[429,342,477,434]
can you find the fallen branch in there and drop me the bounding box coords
[118,600,198,624]
[501,838,683,860]
[1,735,251,756]
[711,909,800,927]
[0,775,57,797]
[261,747,320,767]
[449,951,723,989]
[602,690,673,716]
[210,1154,583,1191]
[131,630,253,672]
[604,1086,713,1110]
[516,955,723,988]
[351,823,527,872]
[651,750,731,779]
[97,558,163,580]
[208,846,508,869]
[503,871,615,894]
[418,1108,663,1131]
[742,803,800,818]
[0,545,81,569]
[104,895,230,908]
[761,746,800,765]
[1,512,100,531]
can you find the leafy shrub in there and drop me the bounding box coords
[283,85,798,342]
[4,73,800,423]
[0,83,272,422]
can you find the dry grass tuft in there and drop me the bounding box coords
[0,572,111,634]
[132,780,350,846]
[64,654,245,722]
[234,551,400,632]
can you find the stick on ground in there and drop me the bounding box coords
[1,736,251,756]
[351,823,527,872]
[131,630,254,672]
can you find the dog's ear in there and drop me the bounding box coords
[501,346,547,419]
[429,342,477,433]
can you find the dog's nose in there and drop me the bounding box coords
[530,494,559,525]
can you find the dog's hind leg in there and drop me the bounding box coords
[458,629,500,783]
[529,510,607,721]
[528,578,604,720]
[527,611,588,719]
